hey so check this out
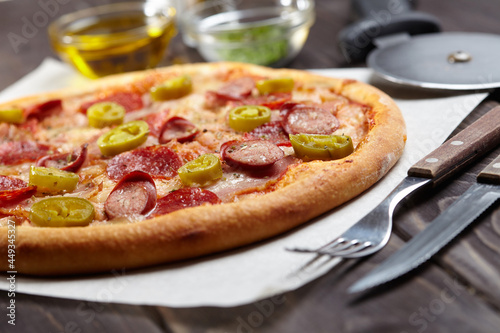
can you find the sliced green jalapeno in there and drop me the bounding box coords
[150,75,192,101]
[178,154,223,186]
[29,166,79,193]
[87,102,125,128]
[256,78,294,94]
[290,134,354,161]
[228,105,271,132]
[30,197,95,227]
[97,120,149,156]
[0,108,24,124]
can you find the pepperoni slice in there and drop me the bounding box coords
[106,145,182,181]
[247,155,299,179]
[25,99,63,120]
[159,117,199,144]
[0,141,51,165]
[205,77,255,107]
[320,99,348,115]
[0,175,36,204]
[244,121,292,147]
[280,103,339,135]
[150,188,221,217]
[242,92,292,110]
[216,77,254,100]
[221,140,284,170]
[279,102,299,117]
[105,171,157,219]
[143,109,170,137]
[206,155,299,201]
[80,92,144,113]
[36,144,88,172]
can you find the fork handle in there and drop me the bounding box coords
[408,104,500,182]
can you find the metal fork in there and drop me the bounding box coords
[287,178,428,258]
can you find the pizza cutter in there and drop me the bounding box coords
[339,0,500,90]
[367,32,500,90]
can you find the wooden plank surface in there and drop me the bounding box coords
[1,0,500,332]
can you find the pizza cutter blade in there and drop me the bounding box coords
[367,32,500,90]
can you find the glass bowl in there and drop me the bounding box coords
[179,0,315,67]
[49,2,177,79]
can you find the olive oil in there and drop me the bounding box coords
[51,11,176,78]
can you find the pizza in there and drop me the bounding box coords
[0,62,406,275]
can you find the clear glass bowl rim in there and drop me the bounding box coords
[182,0,315,40]
[48,2,175,46]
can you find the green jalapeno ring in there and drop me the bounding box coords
[30,197,95,227]
[29,165,80,193]
[256,78,294,95]
[290,134,354,161]
[150,75,193,101]
[178,154,223,186]
[87,101,126,128]
[97,120,149,156]
[0,108,24,124]
[228,105,272,132]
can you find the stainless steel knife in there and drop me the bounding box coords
[349,154,500,293]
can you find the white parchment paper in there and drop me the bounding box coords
[0,58,487,307]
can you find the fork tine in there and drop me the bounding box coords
[321,239,355,253]
[317,237,345,251]
[286,237,345,253]
[286,247,321,254]
[325,241,372,257]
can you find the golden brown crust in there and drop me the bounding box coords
[0,62,406,275]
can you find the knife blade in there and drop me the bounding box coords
[349,154,500,293]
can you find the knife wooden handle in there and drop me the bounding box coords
[477,154,500,185]
[408,104,500,182]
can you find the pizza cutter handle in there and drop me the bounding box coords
[338,0,441,63]
[408,105,500,184]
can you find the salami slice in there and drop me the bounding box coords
[106,145,182,181]
[241,92,292,110]
[244,121,291,147]
[0,175,36,204]
[36,144,88,172]
[0,141,51,165]
[143,109,170,137]
[150,187,221,216]
[215,77,254,100]
[206,155,299,202]
[105,171,157,219]
[221,140,284,169]
[25,99,62,120]
[205,77,255,107]
[159,117,199,144]
[80,92,144,113]
[280,103,339,135]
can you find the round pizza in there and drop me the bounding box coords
[0,62,406,275]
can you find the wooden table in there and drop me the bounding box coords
[1,0,500,332]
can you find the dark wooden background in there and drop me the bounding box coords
[1,0,500,332]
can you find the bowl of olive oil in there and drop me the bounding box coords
[49,2,176,79]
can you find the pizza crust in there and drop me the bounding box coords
[0,63,406,275]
